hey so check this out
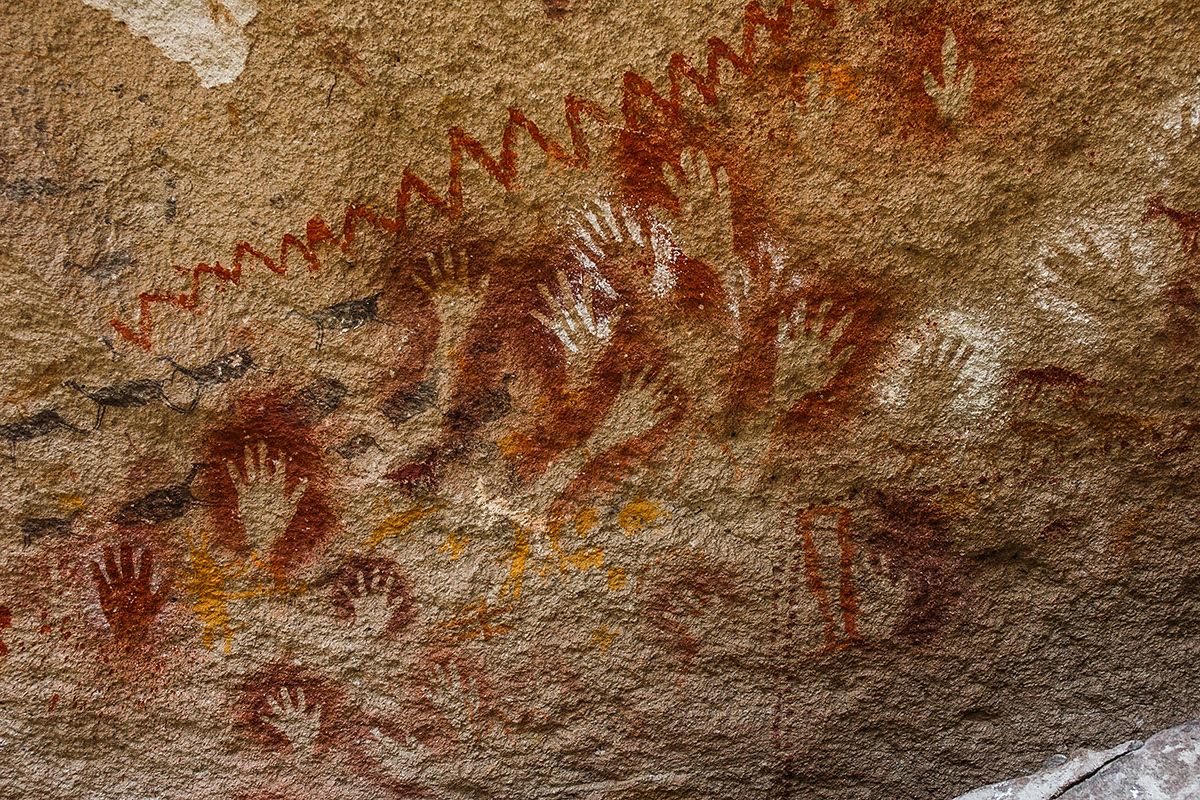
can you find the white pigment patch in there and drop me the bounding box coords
[82,0,258,87]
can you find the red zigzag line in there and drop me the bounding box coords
[112,0,822,351]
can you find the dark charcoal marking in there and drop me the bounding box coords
[101,338,124,360]
[65,377,186,427]
[286,292,389,349]
[332,433,382,460]
[159,348,257,410]
[3,177,60,203]
[445,381,511,436]
[114,463,207,526]
[20,510,81,546]
[298,377,347,422]
[73,250,131,282]
[380,378,437,426]
[0,410,87,459]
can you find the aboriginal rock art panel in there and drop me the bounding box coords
[2,1,1200,799]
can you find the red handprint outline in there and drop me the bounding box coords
[90,542,170,644]
[328,556,417,639]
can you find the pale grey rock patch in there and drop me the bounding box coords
[954,741,1143,800]
[1059,719,1200,800]
[956,716,1200,799]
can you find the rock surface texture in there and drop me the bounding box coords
[1,0,1200,798]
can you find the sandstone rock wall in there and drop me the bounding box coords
[1,1,1199,798]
